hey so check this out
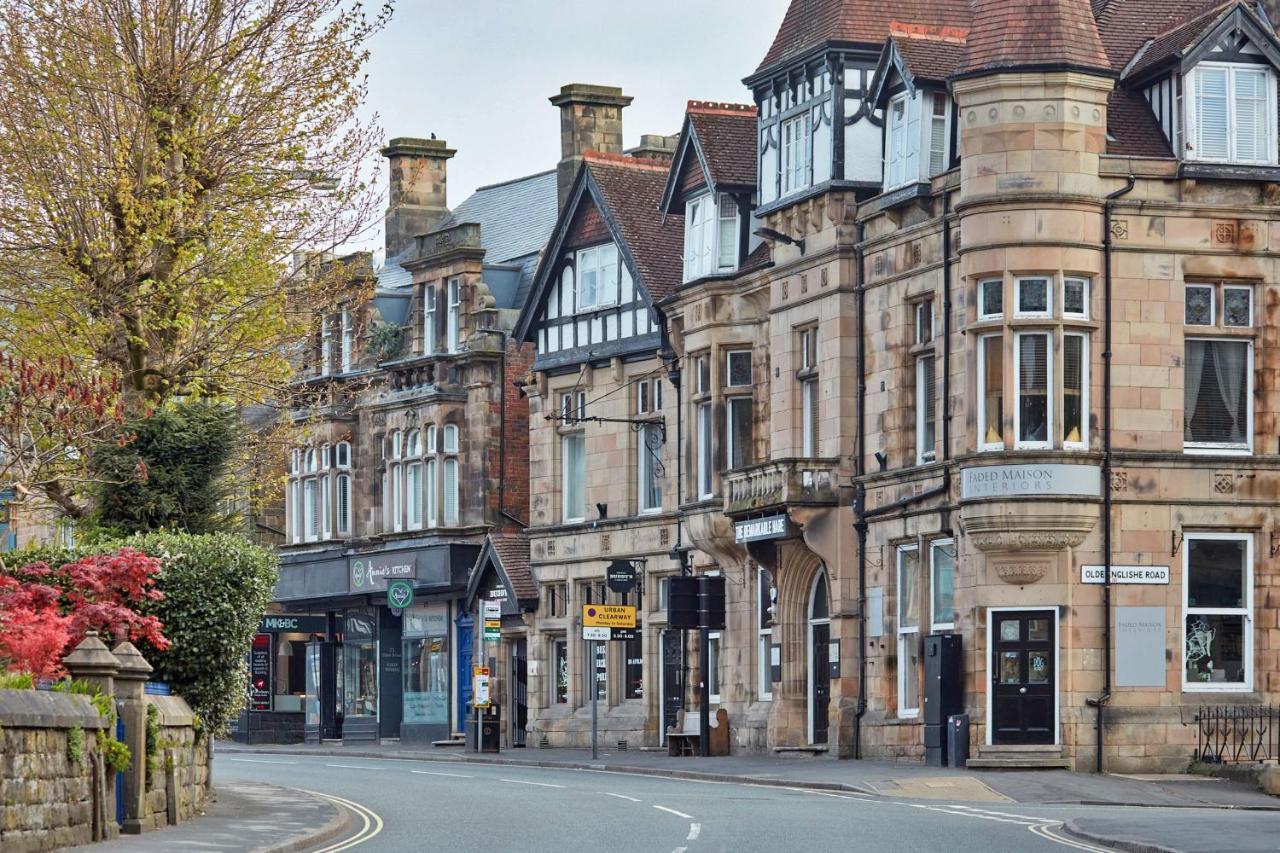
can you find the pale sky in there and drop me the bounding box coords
[354,0,784,254]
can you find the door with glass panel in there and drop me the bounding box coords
[991,610,1055,745]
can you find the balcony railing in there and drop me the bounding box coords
[723,458,841,517]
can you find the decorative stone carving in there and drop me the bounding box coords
[960,497,1099,566]
[1214,472,1235,495]
[989,558,1051,585]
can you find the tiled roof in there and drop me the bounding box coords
[963,0,1109,74]
[436,170,558,266]
[584,152,685,303]
[741,240,774,274]
[489,531,534,600]
[1093,0,1222,71]
[1106,89,1175,157]
[754,0,972,75]
[687,102,758,189]
[891,32,970,83]
[1123,1,1244,81]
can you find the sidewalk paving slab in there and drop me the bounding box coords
[70,780,348,853]
[214,740,1280,811]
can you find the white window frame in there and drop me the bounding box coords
[708,631,722,704]
[423,284,437,354]
[303,478,318,543]
[915,354,936,464]
[697,403,713,499]
[929,539,955,631]
[717,193,739,271]
[1186,62,1278,166]
[575,244,619,312]
[977,333,1005,451]
[321,474,332,539]
[391,462,403,533]
[1015,276,1052,318]
[758,566,774,701]
[1062,332,1090,451]
[1223,285,1254,328]
[1013,331,1053,450]
[319,317,333,376]
[637,423,662,514]
[562,432,586,523]
[405,460,422,530]
[443,458,459,525]
[1185,283,1216,326]
[1184,337,1254,455]
[336,441,351,469]
[781,112,812,197]
[885,90,923,191]
[801,377,818,458]
[979,278,1003,321]
[725,349,752,387]
[336,473,351,536]
[1182,532,1253,692]
[425,458,438,529]
[443,424,459,454]
[725,397,751,470]
[683,194,716,282]
[896,544,921,719]
[1063,278,1089,320]
[290,479,302,544]
[340,309,354,373]
[447,277,461,353]
[927,91,951,178]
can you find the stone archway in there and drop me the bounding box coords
[767,541,825,748]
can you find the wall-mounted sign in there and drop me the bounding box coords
[960,464,1101,500]
[387,579,414,611]
[582,604,636,628]
[349,553,415,593]
[582,626,610,641]
[1116,607,1167,687]
[1081,565,1170,585]
[735,514,790,543]
[258,615,327,634]
[606,560,637,594]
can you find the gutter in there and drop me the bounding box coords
[1085,174,1136,774]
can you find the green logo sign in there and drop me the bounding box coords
[352,561,366,589]
[387,579,413,610]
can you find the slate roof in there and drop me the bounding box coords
[962,0,1110,75]
[584,152,685,303]
[754,0,972,75]
[489,531,534,600]
[436,169,558,265]
[687,102,758,189]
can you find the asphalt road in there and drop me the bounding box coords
[214,753,1146,853]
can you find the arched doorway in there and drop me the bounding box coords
[807,571,831,744]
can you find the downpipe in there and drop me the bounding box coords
[1086,174,1136,774]
[853,221,868,760]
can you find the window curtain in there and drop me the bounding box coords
[1210,340,1246,440]
[1183,338,1206,431]
[899,549,920,630]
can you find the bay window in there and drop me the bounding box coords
[340,309,354,373]
[979,278,1003,320]
[885,90,951,191]
[442,424,459,524]
[423,284,437,354]
[781,112,811,196]
[1187,63,1277,165]
[447,278,461,353]
[1183,533,1252,690]
[406,429,422,530]
[697,403,713,498]
[1016,277,1051,317]
[718,195,738,269]
[683,194,740,282]
[726,398,752,470]
[897,545,921,718]
[978,334,1005,450]
[1062,334,1088,448]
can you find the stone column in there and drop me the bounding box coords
[62,632,121,839]
[111,641,153,834]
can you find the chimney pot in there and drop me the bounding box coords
[550,84,633,210]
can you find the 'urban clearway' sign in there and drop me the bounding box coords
[1081,565,1170,585]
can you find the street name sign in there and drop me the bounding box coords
[1081,565,1170,585]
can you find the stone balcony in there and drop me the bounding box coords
[723,458,842,518]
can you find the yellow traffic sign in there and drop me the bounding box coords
[582,604,636,629]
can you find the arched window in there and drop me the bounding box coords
[443,424,459,453]
[406,429,421,457]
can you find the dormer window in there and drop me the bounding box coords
[683,193,740,282]
[575,244,620,312]
[1186,63,1277,165]
[885,90,952,191]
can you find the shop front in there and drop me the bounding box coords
[231,613,328,744]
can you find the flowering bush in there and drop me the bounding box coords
[0,547,168,676]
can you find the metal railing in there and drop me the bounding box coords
[1194,705,1280,764]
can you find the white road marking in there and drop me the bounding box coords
[301,789,384,852]
[226,757,297,765]
[654,805,695,820]
[602,792,643,803]
[1029,821,1114,853]
[671,848,687,853]
[686,822,701,840]
[499,778,566,789]
[411,770,474,779]
[323,763,381,771]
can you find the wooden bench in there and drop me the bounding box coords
[666,708,730,757]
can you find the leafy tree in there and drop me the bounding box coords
[0,0,388,513]
[91,402,238,534]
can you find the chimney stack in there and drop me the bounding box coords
[381,137,455,259]
[549,84,633,209]
[627,133,679,165]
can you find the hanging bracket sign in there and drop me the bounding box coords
[387,579,414,611]
[606,560,637,594]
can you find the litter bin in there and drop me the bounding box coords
[947,714,969,768]
[467,704,501,753]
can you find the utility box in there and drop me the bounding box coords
[466,704,501,753]
[947,714,970,768]
[924,633,963,766]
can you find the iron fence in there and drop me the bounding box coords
[1194,705,1280,764]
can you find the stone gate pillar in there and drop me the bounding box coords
[63,632,121,839]
[111,641,153,834]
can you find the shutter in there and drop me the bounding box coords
[929,94,948,176]
[1194,67,1229,160]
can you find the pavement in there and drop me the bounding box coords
[70,780,350,852]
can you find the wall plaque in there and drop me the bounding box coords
[1116,606,1166,688]
[961,464,1101,500]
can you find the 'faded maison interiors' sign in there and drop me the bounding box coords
[961,464,1101,500]
[349,554,415,593]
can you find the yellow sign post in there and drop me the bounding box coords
[581,604,636,629]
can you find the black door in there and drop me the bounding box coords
[811,622,830,744]
[991,610,1055,745]
[511,639,528,747]
[661,630,683,742]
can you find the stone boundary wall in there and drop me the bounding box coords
[0,689,112,853]
[136,695,209,831]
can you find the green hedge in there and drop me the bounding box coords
[6,531,278,736]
